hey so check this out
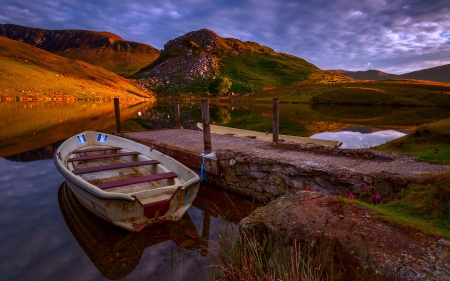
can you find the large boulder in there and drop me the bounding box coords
[240,191,450,281]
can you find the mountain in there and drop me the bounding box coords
[0,24,159,76]
[397,64,450,82]
[0,36,154,100]
[329,64,450,83]
[135,28,352,93]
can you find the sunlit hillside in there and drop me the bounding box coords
[0,36,154,100]
[0,24,160,76]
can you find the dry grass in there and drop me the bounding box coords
[0,36,154,100]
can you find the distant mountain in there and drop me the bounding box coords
[0,24,159,76]
[397,64,450,83]
[135,28,352,93]
[329,64,450,83]
[329,69,393,80]
[0,36,154,100]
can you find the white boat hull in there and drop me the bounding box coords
[54,131,200,232]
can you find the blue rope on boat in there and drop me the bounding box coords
[184,152,207,205]
[185,186,198,205]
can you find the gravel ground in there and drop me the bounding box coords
[126,129,450,177]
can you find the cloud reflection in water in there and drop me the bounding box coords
[311,130,406,149]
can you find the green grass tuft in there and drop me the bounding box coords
[342,172,450,239]
[376,119,450,164]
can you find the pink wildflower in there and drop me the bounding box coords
[359,183,367,189]
[348,193,355,199]
[375,194,381,201]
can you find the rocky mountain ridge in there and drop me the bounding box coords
[0,24,159,76]
[136,29,224,92]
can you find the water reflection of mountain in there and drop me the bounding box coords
[0,101,153,157]
[134,104,202,130]
[4,140,64,162]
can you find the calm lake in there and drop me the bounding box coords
[1,100,450,280]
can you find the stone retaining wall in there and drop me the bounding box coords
[208,149,419,204]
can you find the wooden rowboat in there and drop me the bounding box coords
[196,123,343,148]
[57,182,201,279]
[54,131,200,232]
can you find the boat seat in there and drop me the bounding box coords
[134,186,183,219]
[67,151,140,162]
[95,172,178,190]
[72,160,160,175]
[243,135,257,139]
[72,147,122,154]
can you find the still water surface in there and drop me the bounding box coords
[1,100,450,280]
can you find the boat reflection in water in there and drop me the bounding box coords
[58,182,202,280]
[58,182,261,280]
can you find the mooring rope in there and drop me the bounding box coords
[185,152,206,205]
[200,152,207,180]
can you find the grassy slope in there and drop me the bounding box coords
[1,24,159,77]
[241,79,450,106]
[54,46,159,77]
[220,52,318,92]
[342,118,450,239]
[375,118,450,164]
[0,37,154,100]
[343,172,450,239]
[217,40,354,93]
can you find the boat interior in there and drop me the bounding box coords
[66,145,185,206]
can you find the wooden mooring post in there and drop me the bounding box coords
[201,210,211,256]
[114,97,121,134]
[201,98,212,153]
[175,98,181,129]
[272,98,279,143]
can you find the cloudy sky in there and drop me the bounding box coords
[1,0,449,74]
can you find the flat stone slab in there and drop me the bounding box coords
[126,129,450,178]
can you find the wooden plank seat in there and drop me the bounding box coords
[135,186,183,219]
[67,151,140,162]
[95,172,178,190]
[72,147,122,154]
[72,160,160,175]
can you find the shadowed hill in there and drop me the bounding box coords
[135,28,352,94]
[329,64,450,83]
[0,36,154,100]
[0,23,160,76]
[397,64,450,83]
[329,69,393,80]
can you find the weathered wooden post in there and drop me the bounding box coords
[201,98,212,153]
[114,97,121,134]
[175,98,181,129]
[201,210,211,256]
[272,98,279,143]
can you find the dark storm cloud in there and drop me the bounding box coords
[1,0,449,73]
